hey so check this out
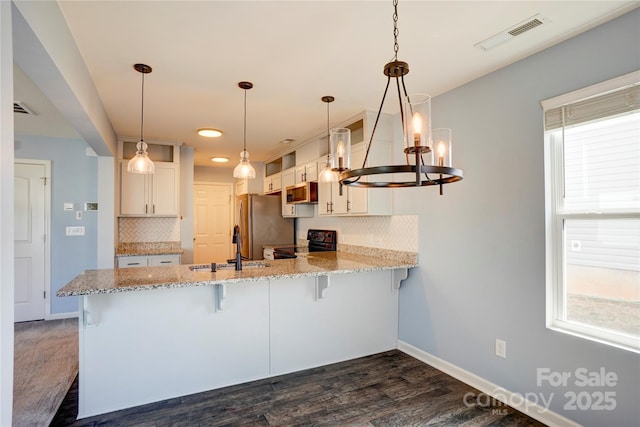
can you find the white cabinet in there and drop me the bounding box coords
[318,174,348,216]
[117,255,148,268]
[317,111,392,216]
[295,161,317,183]
[117,254,181,268]
[269,271,399,376]
[148,254,181,266]
[319,143,388,216]
[281,168,313,218]
[263,173,282,194]
[235,179,248,196]
[119,162,178,216]
[118,140,181,217]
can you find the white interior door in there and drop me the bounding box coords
[14,161,48,322]
[194,183,233,263]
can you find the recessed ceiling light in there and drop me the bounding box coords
[280,138,295,144]
[211,157,229,163]
[198,128,223,138]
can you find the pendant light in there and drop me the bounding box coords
[127,63,155,174]
[318,96,337,183]
[233,81,256,179]
[338,0,463,192]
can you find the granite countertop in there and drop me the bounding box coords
[57,249,418,297]
[116,241,183,256]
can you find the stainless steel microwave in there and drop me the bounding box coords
[285,182,318,204]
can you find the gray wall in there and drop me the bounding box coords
[14,135,98,315]
[396,9,639,426]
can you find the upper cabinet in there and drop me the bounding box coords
[236,179,248,196]
[263,172,282,194]
[295,161,317,184]
[263,153,293,196]
[118,139,181,217]
[294,141,322,183]
[318,111,392,217]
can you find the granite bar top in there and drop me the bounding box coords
[57,250,418,297]
[116,241,183,256]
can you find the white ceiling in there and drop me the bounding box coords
[13,1,638,167]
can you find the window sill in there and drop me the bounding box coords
[547,319,640,354]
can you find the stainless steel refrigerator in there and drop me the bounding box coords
[236,194,294,260]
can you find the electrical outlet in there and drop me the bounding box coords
[66,226,85,236]
[495,339,507,358]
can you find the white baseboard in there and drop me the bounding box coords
[47,311,79,321]
[397,340,581,427]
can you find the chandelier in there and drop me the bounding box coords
[338,0,463,193]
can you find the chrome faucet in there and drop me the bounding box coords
[232,225,242,271]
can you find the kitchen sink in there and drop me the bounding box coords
[189,262,271,272]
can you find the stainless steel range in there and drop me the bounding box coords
[273,229,337,259]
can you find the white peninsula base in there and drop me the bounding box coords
[78,270,400,418]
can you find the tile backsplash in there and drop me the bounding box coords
[118,217,180,243]
[297,215,418,252]
[119,214,418,252]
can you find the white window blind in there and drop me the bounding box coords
[544,84,640,131]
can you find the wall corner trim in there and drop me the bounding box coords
[396,341,581,427]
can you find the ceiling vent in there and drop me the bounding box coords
[13,101,35,115]
[474,14,550,51]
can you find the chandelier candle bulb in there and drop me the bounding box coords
[412,113,423,147]
[405,94,432,155]
[432,128,452,167]
[330,128,351,172]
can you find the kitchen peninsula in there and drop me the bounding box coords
[58,248,417,418]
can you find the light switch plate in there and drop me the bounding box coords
[66,226,85,236]
[495,339,507,358]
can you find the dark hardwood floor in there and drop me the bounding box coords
[50,350,546,426]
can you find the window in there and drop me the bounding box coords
[543,71,640,353]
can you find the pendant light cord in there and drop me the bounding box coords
[243,88,247,152]
[357,0,405,179]
[392,0,399,61]
[140,71,145,143]
[326,101,330,155]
